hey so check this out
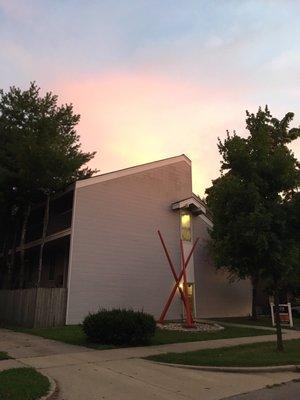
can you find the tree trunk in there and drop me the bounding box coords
[19,204,31,288]
[273,286,284,351]
[36,195,50,287]
[250,275,259,321]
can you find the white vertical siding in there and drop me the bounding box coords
[193,217,252,318]
[66,160,192,324]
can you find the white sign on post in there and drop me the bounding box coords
[270,302,293,328]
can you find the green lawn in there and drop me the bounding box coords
[146,339,300,367]
[11,324,274,349]
[0,352,10,360]
[0,368,50,400]
[214,316,300,330]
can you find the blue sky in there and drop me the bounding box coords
[1,0,300,194]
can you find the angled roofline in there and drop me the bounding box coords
[76,154,191,189]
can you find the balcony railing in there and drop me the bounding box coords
[47,210,72,236]
[25,210,72,243]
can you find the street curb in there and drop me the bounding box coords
[152,361,300,373]
[39,373,58,400]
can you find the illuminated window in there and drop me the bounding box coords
[181,212,191,242]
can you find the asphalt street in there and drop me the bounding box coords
[223,380,300,400]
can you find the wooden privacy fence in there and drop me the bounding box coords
[0,288,67,328]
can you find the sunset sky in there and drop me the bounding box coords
[1,0,300,195]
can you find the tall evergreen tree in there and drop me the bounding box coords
[0,82,97,287]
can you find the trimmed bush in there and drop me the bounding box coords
[82,308,156,346]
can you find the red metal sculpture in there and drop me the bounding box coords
[157,230,199,328]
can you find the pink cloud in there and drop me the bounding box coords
[53,72,251,195]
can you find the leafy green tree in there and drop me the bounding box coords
[206,107,300,351]
[205,172,262,320]
[0,82,96,288]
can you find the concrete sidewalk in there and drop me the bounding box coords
[0,327,299,400]
[1,327,300,361]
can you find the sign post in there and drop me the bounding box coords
[270,302,293,328]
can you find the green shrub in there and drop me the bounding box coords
[82,308,156,346]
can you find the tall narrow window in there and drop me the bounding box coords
[181,212,191,242]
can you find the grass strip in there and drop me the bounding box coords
[8,324,274,349]
[146,339,300,367]
[0,368,50,400]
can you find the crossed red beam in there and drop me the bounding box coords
[157,230,199,328]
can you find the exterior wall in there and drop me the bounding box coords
[193,216,252,318]
[66,159,192,324]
